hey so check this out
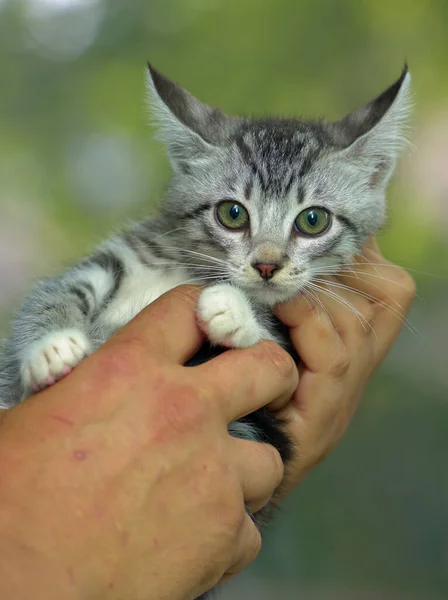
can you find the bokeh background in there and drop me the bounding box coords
[1,0,447,598]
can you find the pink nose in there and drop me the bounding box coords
[252,263,280,280]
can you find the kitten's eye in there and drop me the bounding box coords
[216,201,249,230]
[294,207,331,236]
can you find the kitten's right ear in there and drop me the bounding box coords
[146,63,233,167]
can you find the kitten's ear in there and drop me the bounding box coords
[328,66,412,190]
[146,63,233,166]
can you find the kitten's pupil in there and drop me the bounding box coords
[229,205,240,220]
[307,211,318,227]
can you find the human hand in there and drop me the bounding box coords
[0,286,298,600]
[273,239,416,496]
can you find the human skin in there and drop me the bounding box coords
[0,286,298,600]
[0,239,415,600]
[274,238,416,497]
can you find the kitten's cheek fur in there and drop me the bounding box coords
[20,328,91,396]
[197,284,263,348]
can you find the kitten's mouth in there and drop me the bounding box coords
[240,278,297,306]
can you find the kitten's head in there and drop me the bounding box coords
[147,64,411,306]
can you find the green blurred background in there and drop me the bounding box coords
[1,0,447,598]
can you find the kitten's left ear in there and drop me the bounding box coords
[147,63,233,167]
[328,66,412,190]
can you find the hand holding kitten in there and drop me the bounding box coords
[0,286,298,600]
[274,239,416,497]
[0,242,415,600]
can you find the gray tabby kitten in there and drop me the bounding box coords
[0,64,411,408]
[0,62,411,599]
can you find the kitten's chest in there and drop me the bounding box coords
[97,264,192,332]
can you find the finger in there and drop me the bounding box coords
[225,513,262,577]
[196,341,299,422]
[310,278,377,342]
[230,438,284,513]
[111,285,205,364]
[341,242,416,352]
[274,296,346,376]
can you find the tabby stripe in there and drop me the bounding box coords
[310,233,344,258]
[297,154,313,178]
[123,231,154,265]
[89,252,124,302]
[297,185,305,204]
[69,286,91,317]
[236,137,268,192]
[337,215,359,236]
[244,175,254,200]
[81,281,96,300]
[283,172,295,196]
[252,161,269,193]
[180,203,212,220]
[126,230,172,262]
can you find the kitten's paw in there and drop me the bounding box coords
[197,284,262,348]
[20,329,91,394]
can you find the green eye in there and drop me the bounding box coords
[294,207,331,236]
[216,201,249,230]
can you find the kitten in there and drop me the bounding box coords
[0,62,411,595]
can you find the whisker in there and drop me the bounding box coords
[300,290,315,313]
[312,276,404,309]
[153,264,227,272]
[122,242,229,268]
[158,247,228,266]
[306,281,376,335]
[174,275,230,287]
[303,286,339,333]
[312,262,442,279]
[311,268,424,304]
[311,277,419,336]
[151,227,189,242]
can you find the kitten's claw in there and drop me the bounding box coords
[20,329,91,394]
[197,284,262,348]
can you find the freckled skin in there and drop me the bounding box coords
[73,450,86,461]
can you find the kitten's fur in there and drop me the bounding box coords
[0,63,410,596]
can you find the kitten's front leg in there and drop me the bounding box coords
[197,284,276,348]
[20,329,91,394]
[15,247,125,399]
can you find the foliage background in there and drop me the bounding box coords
[1,1,447,598]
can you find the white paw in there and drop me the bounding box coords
[197,284,262,348]
[20,329,91,394]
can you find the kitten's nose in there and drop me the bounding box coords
[252,263,281,280]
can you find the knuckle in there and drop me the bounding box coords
[157,385,208,435]
[313,316,332,341]
[257,341,295,381]
[265,445,285,487]
[94,339,146,382]
[246,527,262,562]
[329,345,351,378]
[359,301,376,328]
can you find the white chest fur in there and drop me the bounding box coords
[99,243,192,331]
